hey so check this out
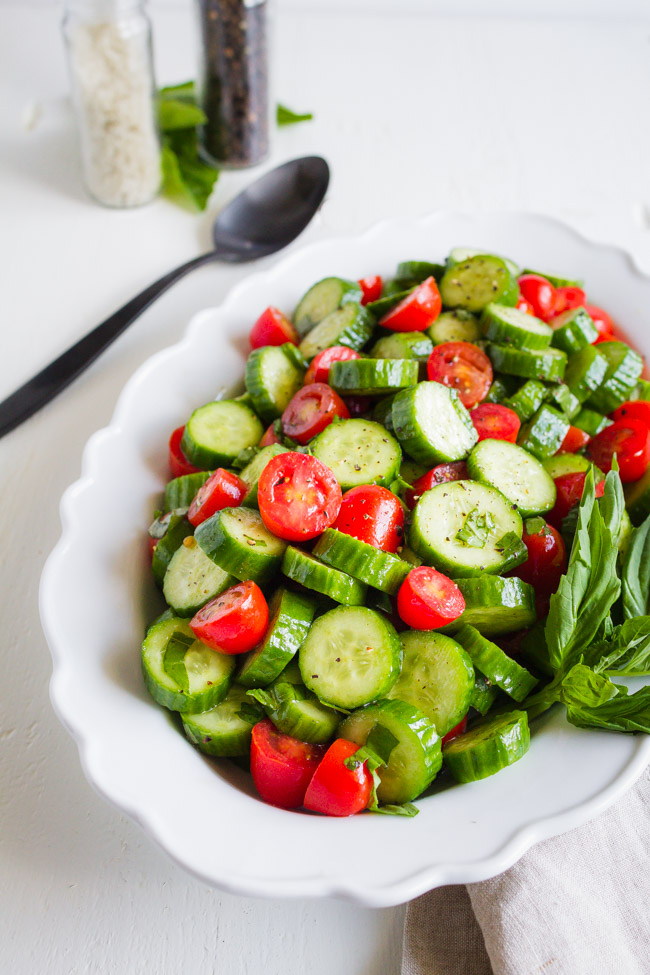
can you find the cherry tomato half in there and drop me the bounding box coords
[558,425,591,454]
[404,462,468,510]
[304,346,361,385]
[470,403,520,443]
[188,468,247,527]
[441,716,468,748]
[584,303,616,344]
[517,274,556,321]
[258,453,342,542]
[281,383,350,445]
[379,276,442,332]
[190,580,269,654]
[333,484,405,552]
[303,738,372,817]
[397,566,466,630]
[250,720,326,809]
[613,400,650,428]
[513,519,567,596]
[249,306,298,349]
[586,418,650,483]
[547,472,606,529]
[168,426,201,479]
[358,275,383,305]
[260,423,281,447]
[516,296,535,315]
[553,286,587,317]
[427,341,493,409]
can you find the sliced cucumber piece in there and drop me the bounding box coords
[624,466,650,525]
[239,443,292,508]
[392,381,477,466]
[564,345,609,403]
[340,699,442,804]
[164,471,213,512]
[182,686,263,757]
[329,358,419,396]
[310,418,401,491]
[142,616,234,713]
[470,674,499,716]
[546,383,581,420]
[371,395,396,433]
[299,606,402,709]
[488,344,567,382]
[484,378,509,404]
[441,576,536,636]
[427,309,480,346]
[443,710,530,783]
[370,331,433,362]
[248,680,340,744]
[447,247,520,278]
[181,400,263,470]
[298,302,375,361]
[366,288,413,319]
[293,277,362,336]
[503,379,547,422]
[395,260,445,284]
[195,506,286,587]
[521,268,583,289]
[439,256,519,313]
[245,343,306,423]
[387,630,474,736]
[282,546,367,605]
[468,439,556,517]
[454,624,538,702]
[236,588,316,688]
[150,509,193,585]
[550,306,597,353]
[163,537,235,617]
[585,341,643,414]
[573,408,613,437]
[312,528,410,595]
[542,452,594,479]
[409,480,522,577]
[518,404,570,460]
[480,303,552,350]
[632,379,650,401]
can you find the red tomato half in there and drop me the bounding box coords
[260,423,281,446]
[333,485,405,552]
[397,566,466,630]
[258,453,342,541]
[281,383,350,445]
[517,274,556,321]
[379,277,442,332]
[304,346,361,385]
[584,304,616,344]
[404,462,468,510]
[441,716,468,747]
[358,275,383,305]
[190,580,269,654]
[613,400,650,428]
[586,418,650,483]
[513,519,567,596]
[547,472,606,528]
[249,306,298,349]
[470,403,521,443]
[516,296,535,315]
[558,425,591,454]
[553,286,587,317]
[250,720,326,809]
[188,468,247,527]
[168,426,201,478]
[303,739,372,817]
[427,341,493,409]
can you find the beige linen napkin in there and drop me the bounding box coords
[402,764,650,975]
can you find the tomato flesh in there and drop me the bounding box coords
[513,520,567,596]
[260,423,281,447]
[427,341,493,409]
[470,403,520,443]
[441,716,468,747]
[517,274,556,321]
[586,418,650,483]
[516,296,535,315]
[379,276,442,332]
[303,738,372,816]
[169,426,201,478]
[281,383,350,445]
[333,484,405,552]
[250,720,326,809]
[397,566,466,630]
[358,275,383,305]
[304,346,361,385]
[190,580,269,654]
[188,468,247,527]
[584,303,616,344]
[613,400,650,428]
[547,472,606,529]
[249,306,298,349]
[404,462,468,510]
[558,425,591,454]
[258,453,342,541]
[553,286,587,317]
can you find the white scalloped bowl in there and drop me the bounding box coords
[40,213,650,906]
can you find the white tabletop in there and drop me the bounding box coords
[2,3,650,973]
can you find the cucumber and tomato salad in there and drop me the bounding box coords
[144,246,650,818]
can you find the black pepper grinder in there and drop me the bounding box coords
[195,0,269,168]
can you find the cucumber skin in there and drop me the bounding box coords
[245,344,306,424]
[439,256,519,313]
[329,358,419,395]
[488,344,567,383]
[250,682,340,744]
[182,402,264,469]
[195,507,286,588]
[312,528,410,595]
[440,576,536,636]
[585,341,643,414]
[370,331,433,361]
[563,345,609,403]
[164,471,213,512]
[480,303,552,351]
[392,382,478,466]
[503,380,546,422]
[182,687,263,757]
[151,511,193,586]
[282,546,368,606]
[550,307,598,354]
[443,710,530,783]
[518,405,570,461]
[454,624,539,702]
[236,589,316,688]
[240,444,292,508]
[293,277,363,336]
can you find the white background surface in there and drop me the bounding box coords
[1,2,650,973]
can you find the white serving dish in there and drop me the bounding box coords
[40,212,650,906]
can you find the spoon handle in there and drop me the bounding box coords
[0,251,217,439]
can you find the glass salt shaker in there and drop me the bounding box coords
[195,0,269,168]
[62,0,161,208]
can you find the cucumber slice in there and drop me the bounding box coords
[299,606,402,709]
[298,303,375,361]
[312,528,410,595]
[370,331,433,362]
[470,674,499,716]
[442,710,530,783]
[550,306,597,353]
[181,400,263,470]
[399,457,428,484]
[395,260,445,284]
[245,343,306,424]
[392,381,477,466]
[546,383,581,420]
[340,699,442,804]
[387,630,474,736]
[366,288,413,318]
[150,509,193,585]
[270,658,303,686]
[182,686,263,757]
[439,256,519,313]
[542,452,594,479]
[310,418,401,490]
[248,680,340,744]
[624,465,650,525]
[239,443,292,508]
[454,624,538,702]
[467,439,556,517]
[488,344,567,382]
[441,576,536,636]
[371,395,396,432]
[195,506,286,587]
[521,268,584,289]
[329,358,419,396]
[447,247,520,278]
[518,404,570,460]
[162,537,236,617]
[585,341,643,414]
[409,480,522,577]
[563,345,609,402]
[236,588,316,687]
[142,616,235,713]
[573,408,613,437]
[282,546,367,605]
[293,277,362,336]
[632,379,650,401]
[164,471,213,512]
[484,378,508,404]
[503,380,547,422]
[427,309,480,346]
[480,303,552,350]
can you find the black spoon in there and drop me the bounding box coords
[0,155,330,439]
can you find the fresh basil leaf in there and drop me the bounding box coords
[566,685,650,734]
[621,514,650,619]
[588,616,650,676]
[494,531,528,572]
[159,80,196,102]
[371,802,419,817]
[158,98,207,132]
[162,144,218,212]
[232,445,260,470]
[455,508,495,548]
[163,631,194,693]
[246,688,276,711]
[341,723,417,815]
[276,103,314,126]
[558,663,620,709]
[236,701,265,725]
